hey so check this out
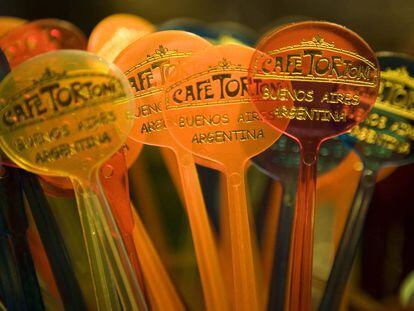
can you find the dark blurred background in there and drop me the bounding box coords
[1,0,414,54]
[1,0,414,308]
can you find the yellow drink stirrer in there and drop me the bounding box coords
[0,50,147,310]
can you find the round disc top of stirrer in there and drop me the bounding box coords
[341,52,414,168]
[88,14,155,52]
[163,44,287,169]
[88,14,155,62]
[114,30,212,148]
[248,21,380,147]
[0,19,86,68]
[0,50,135,183]
[0,16,26,37]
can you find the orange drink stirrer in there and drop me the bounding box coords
[88,13,155,63]
[0,16,26,38]
[115,30,229,310]
[100,148,185,310]
[163,44,288,311]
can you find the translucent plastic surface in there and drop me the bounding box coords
[164,44,285,311]
[0,19,86,68]
[248,21,379,311]
[321,52,414,311]
[115,31,229,310]
[0,50,146,310]
[88,13,155,61]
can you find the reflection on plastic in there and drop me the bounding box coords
[115,30,230,310]
[88,13,155,63]
[0,50,146,310]
[164,44,286,311]
[321,52,414,311]
[252,135,350,310]
[249,21,379,311]
[0,17,26,38]
[0,19,86,68]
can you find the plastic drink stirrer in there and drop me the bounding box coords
[0,166,45,311]
[164,44,287,311]
[0,19,86,69]
[0,50,147,310]
[0,17,26,38]
[158,19,256,209]
[157,18,225,218]
[249,21,379,310]
[252,135,350,310]
[0,18,87,168]
[89,14,185,210]
[100,149,184,310]
[96,63,179,308]
[320,52,414,311]
[101,149,146,283]
[115,30,230,310]
[94,17,191,214]
[87,15,145,173]
[87,14,150,290]
[92,19,224,309]
[157,19,223,231]
[0,46,45,310]
[0,20,90,308]
[88,13,155,63]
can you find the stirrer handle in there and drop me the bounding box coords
[0,55,44,310]
[86,180,148,311]
[102,150,183,310]
[20,171,87,310]
[319,168,377,311]
[0,168,45,311]
[0,236,27,310]
[176,151,229,311]
[72,180,120,310]
[268,183,296,311]
[131,204,185,310]
[226,166,259,311]
[287,150,317,311]
[100,154,146,292]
